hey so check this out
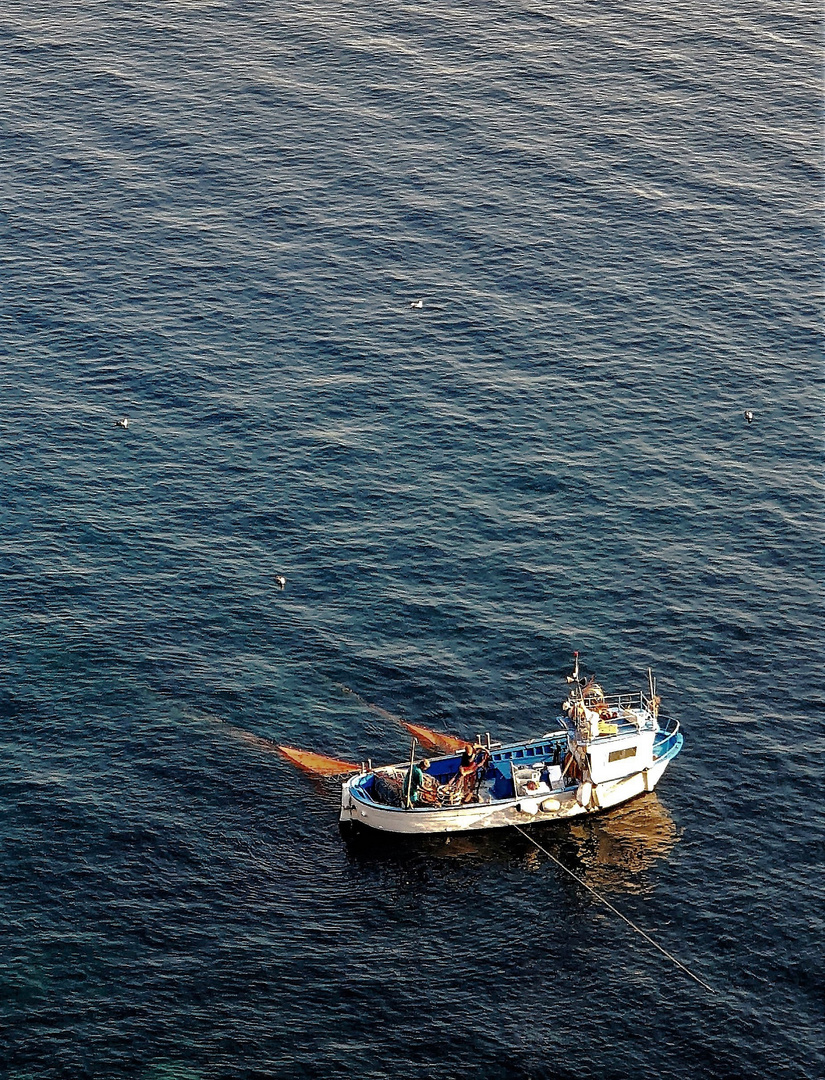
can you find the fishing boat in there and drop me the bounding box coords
[336,655,682,836]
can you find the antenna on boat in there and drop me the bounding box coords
[573,651,580,684]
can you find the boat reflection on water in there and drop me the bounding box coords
[558,792,680,895]
[343,792,679,896]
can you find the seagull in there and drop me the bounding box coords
[115,417,129,429]
[744,411,754,424]
[275,575,286,590]
[409,299,423,309]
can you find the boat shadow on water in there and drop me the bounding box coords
[342,791,680,897]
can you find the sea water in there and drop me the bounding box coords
[0,2,822,1078]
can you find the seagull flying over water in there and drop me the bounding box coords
[115,417,129,429]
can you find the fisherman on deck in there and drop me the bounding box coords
[442,742,490,804]
[408,759,439,806]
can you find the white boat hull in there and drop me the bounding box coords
[340,752,677,836]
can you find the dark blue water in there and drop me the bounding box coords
[1,2,822,1078]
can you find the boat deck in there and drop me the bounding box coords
[350,713,680,810]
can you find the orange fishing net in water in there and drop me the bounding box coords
[277,745,360,776]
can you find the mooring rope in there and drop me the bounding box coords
[512,823,716,994]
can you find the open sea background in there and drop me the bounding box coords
[1,1,822,1078]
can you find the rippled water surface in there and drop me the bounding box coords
[1,2,822,1078]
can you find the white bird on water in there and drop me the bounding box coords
[275,575,286,590]
[409,299,423,309]
[744,411,754,424]
[115,417,129,429]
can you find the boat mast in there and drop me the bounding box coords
[404,737,418,809]
[648,667,659,720]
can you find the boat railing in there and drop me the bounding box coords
[585,690,646,711]
[653,715,681,758]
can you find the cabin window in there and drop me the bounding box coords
[504,752,512,759]
[608,746,636,763]
[515,750,524,758]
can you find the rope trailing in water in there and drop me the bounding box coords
[512,824,716,994]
